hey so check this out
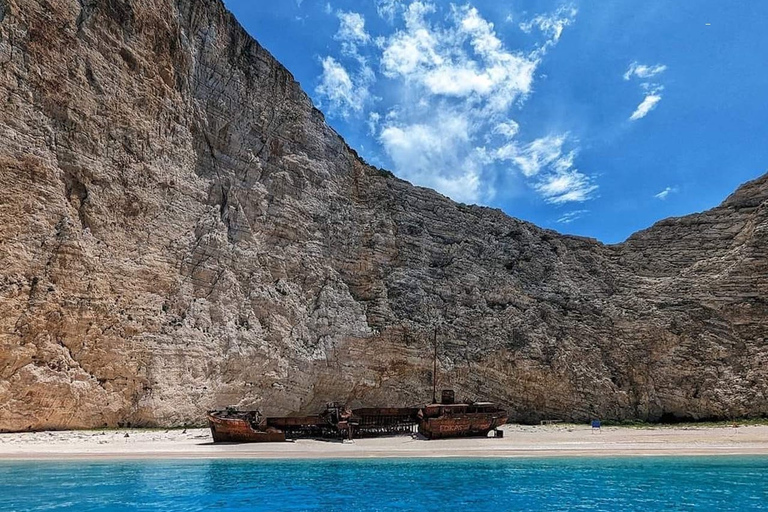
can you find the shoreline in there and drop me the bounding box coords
[2,424,768,461]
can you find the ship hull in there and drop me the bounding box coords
[418,413,508,440]
[207,413,286,443]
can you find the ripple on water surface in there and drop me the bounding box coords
[0,457,767,511]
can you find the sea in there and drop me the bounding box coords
[0,457,766,511]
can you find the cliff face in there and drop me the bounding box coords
[0,0,766,431]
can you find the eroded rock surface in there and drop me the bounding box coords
[1,0,766,431]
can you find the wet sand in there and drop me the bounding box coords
[1,424,767,460]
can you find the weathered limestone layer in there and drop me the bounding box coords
[0,0,766,431]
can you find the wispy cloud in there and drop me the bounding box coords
[624,61,667,81]
[557,210,589,224]
[654,186,677,200]
[316,11,376,118]
[630,88,663,121]
[498,135,567,178]
[535,171,597,204]
[519,4,577,55]
[336,11,371,48]
[624,61,667,121]
[367,112,381,135]
[315,56,373,117]
[493,120,520,139]
[493,134,597,203]
[376,0,403,22]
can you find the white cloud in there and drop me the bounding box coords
[315,56,372,118]
[493,120,520,139]
[316,11,376,118]
[335,11,372,60]
[493,134,596,203]
[379,111,486,203]
[324,3,332,15]
[380,3,441,78]
[624,61,666,121]
[557,210,589,224]
[315,2,594,205]
[630,91,663,121]
[534,169,598,204]
[520,4,577,54]
[367,112,381,135]
[624,61,667,81]
[336,11,371,45]
[489,134,598,204]
[654,186,677,200]
[372,4,557,202]
[498,135,566,177]
[381,5,537,113]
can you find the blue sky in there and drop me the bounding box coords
[222,0,768,243]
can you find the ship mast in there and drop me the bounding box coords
[432,325,438,404]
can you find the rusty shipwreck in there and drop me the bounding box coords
[207,390,507,443]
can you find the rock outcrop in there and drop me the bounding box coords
[0,0,766,431]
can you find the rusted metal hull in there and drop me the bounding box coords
[418,413,508,439]
[207,412,286,443]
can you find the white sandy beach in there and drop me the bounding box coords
[1,424,767,460]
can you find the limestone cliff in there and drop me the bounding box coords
[0,0,766,431]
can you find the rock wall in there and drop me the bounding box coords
[0,0,766,431]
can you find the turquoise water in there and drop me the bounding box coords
[0,457,766,511]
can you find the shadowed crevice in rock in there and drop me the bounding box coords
[77,0,134,35]
[76,0,97,32]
